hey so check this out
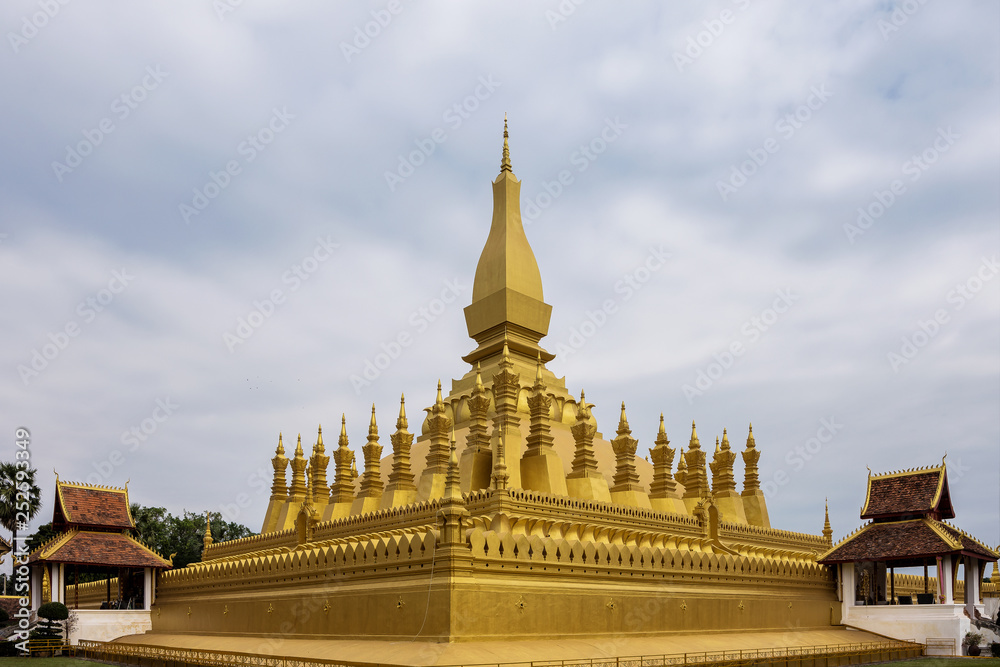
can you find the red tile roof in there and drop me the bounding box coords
[29,530,171,569]
[818,518,997,564]
[860,466,953,520]
[54,482,134,530]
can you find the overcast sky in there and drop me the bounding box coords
[2,1,997,562]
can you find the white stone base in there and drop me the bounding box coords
[68,610,152,644]
[842,603,979,654]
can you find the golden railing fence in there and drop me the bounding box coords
[72,638,923,667]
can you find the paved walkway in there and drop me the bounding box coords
[115,627,890,666]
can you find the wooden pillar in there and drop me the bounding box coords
[106,575,111,606]
[923,561,928,593]
[74,564,79,609]
[890,566,895,604]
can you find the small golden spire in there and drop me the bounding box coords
[350,458,358,480]
[721,428,730,451]
[276,433,285,455]
[203,511,213,548]
[436,380,444,407]
[577,390,592,421]
[501,114,511,173]
[618,402,630,434]
[534,352,544,387]
[474,362,484,392]
[294,434,303,457]
[397,393,408,430]
[715,436,721,454]
[689,421,701,450]
[369,405,378,437]
[315,424,324,451]
[658,413,667,437]
[502,340,511,363]
[745,423,756,449]
[340,414,348,447]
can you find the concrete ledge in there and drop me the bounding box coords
[111,627,900,666]
[842,602,982,649]
[69,609,152,644]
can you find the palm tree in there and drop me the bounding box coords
[0,462,42,593]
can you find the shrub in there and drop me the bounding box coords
[990,642,1000,658]
[0,640,17,657]
[36,601,69,641]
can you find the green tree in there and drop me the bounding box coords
[168,511,253,568]
[25,522,59,552]
[130,504,172,555]
[0,462,42,592]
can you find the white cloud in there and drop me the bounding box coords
[0,0,996,547]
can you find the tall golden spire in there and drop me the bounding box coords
[358,405,384,501]
[288,434,308,501]
[610,403,641,492]
[385,393,416,497]
[649,414,678,498]
[568,390,600,480]
[822,499,833,546]
[683,421,709,499]
[742,423,761,493]
[270,434,288,501]
[309,424,330,505]
[463,118,553,371]
[710,429,737,494]
[331,415,356,503]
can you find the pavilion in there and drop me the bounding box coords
[818,459,997,648]
[28,478,171,642]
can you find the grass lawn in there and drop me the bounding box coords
[880,661,1000,667]
[0,660,97,666]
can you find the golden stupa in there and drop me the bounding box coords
[125,121,851,659]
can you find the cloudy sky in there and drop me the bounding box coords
[2,1,997,560]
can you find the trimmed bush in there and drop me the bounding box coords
[36,601,69,641]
